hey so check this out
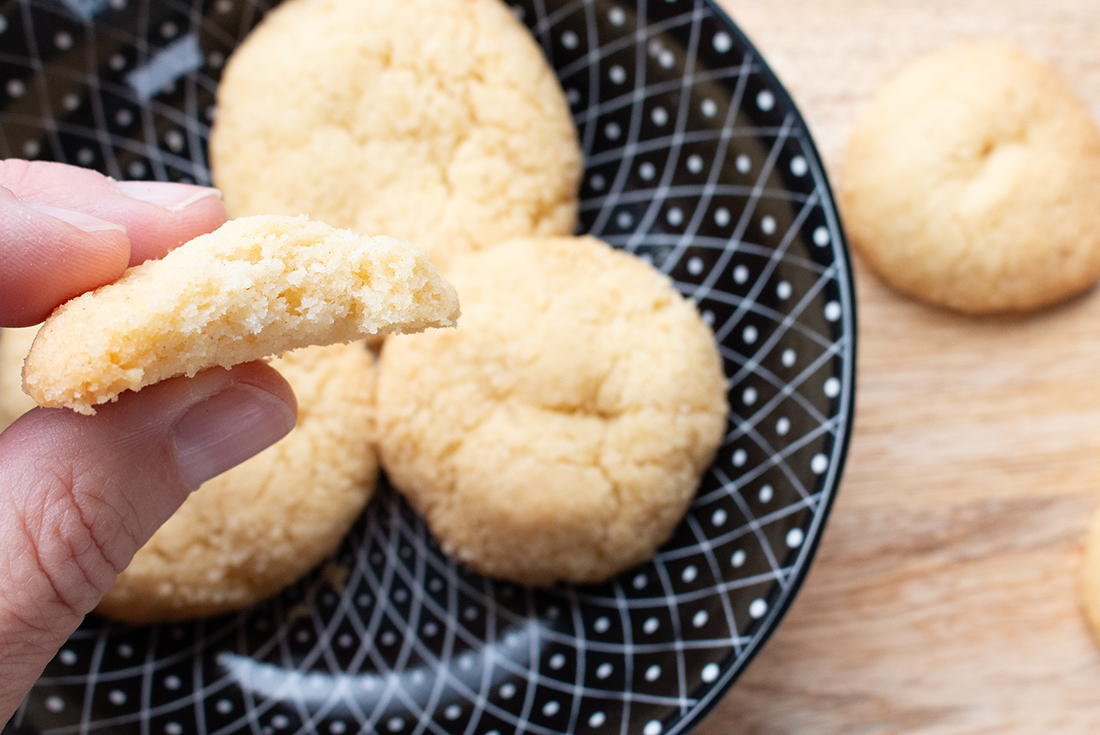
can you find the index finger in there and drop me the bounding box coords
[0,160,227,266]
[0,161,228,327]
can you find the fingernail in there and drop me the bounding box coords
[23,201,127,233]
[171,383,296,489]
[114,181,222,212]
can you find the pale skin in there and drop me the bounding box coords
[0,160,299,724]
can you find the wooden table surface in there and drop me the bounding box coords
[693,2,1100,733]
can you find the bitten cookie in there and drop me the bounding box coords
[840,40,1100,313]
[22,214,459,415]
[375,236,729,586]
[0,327,38,432]
[96,343,378,623]
[209,0,582,276]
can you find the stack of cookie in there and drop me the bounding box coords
[0,0,730,623]
[203,0,729,602]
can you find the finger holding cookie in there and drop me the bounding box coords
[0,160,227,327]
[0,160,297,723]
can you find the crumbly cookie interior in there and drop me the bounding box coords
[22,214,459,414]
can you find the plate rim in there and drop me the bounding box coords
[0,0,860,731]
[660,1,858,730]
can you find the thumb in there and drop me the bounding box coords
[0,361,296,722]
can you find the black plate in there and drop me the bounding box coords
[1,0,856,733]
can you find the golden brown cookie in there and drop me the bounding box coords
[840,40,1100,313]
[96,343,378,623]
[375,236,729,586]
[209,0,582,276]
[23,214,459,415]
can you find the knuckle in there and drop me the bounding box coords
[5,460,132,621]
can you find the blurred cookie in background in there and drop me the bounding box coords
[210,0,583,277]
[840,40,1100,313]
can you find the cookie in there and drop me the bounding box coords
[840,40,1100,313]
[22,214,459,415]
[1081,502,1100,645]
[209,0,582,276]
[0,327,38,432]
[375,236,729,586]
[96,343,378,623]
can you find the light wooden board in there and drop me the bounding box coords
[693,1,1100,733]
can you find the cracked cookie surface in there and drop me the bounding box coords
[210,0,582,276]
[375,236,729,586]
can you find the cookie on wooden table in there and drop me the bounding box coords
[375,236,729,586]
[210,0,582,276]
[840,40,1100,313]
[96,343,378,623]
[22,214,459,415]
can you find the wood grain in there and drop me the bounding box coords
[695,2,1100,733]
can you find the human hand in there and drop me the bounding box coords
[0,160,298,724]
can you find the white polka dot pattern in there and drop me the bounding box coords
[3,0,855,734]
